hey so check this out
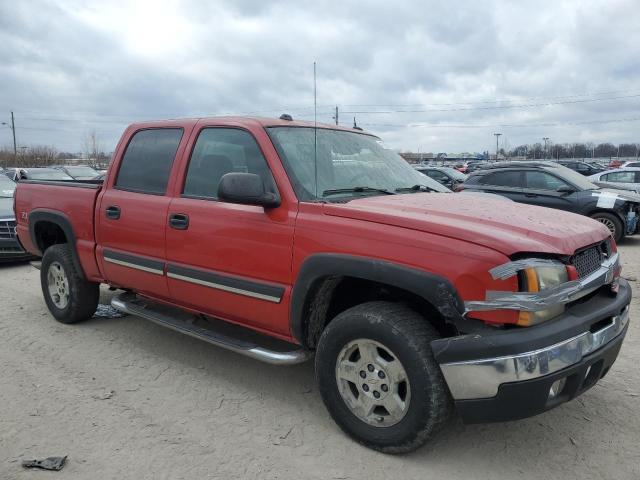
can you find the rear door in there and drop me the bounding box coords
[475,170,525,201]
[96,127,187,300]
[164,125,295,336]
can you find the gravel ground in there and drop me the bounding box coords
[1,239,639,480]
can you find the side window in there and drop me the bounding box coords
[575,163,589,172]
[525,171,570,190]
[627,162,640,168]
[426,170,449,182]
[479,171,523,188]
[183,128,276,199]
[602,171,636,183]
[115,128,183,194]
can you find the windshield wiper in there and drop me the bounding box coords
[395,184,439,193]
[322,186,396,197]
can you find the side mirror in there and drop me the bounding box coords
[556,185,575,194]
[218,172,280,208]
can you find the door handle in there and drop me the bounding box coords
[525,193,538,198]
[169,213,189,230]
[105,205,121,219]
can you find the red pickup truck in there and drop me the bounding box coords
[15,116,631,453]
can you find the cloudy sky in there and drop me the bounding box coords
[1,0,639,154]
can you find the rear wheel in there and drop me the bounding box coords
[590,212,623,242]
[40,244,99,324]
[315,301,452,453]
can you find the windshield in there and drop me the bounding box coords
[64,166,98,177]
[0,175,16,197]
[27,169,74,180]
[267,127,449,201]
[551,164,600,190]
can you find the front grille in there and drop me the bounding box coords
[571,239,611,278]
[0,220,17,240]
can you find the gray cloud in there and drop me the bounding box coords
[0,0,638,153]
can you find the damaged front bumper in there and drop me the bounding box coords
[432,279,631,423]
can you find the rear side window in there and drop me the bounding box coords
[479,170,523,187]
[183,128,276,199]
[115,128,183,194]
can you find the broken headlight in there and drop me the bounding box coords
[518,264,568,326]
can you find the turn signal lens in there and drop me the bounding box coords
[517,263,568,326]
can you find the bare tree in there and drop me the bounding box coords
[83,131,103,168]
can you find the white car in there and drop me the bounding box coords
[589,167,640,193]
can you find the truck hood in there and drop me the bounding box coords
[323,193,610,256]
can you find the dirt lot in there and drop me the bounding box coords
[1,241,639,480]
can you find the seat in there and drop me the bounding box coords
[186,154,234,197]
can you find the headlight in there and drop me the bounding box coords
[518,264,568,326]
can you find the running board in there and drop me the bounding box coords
[111,292,312,365]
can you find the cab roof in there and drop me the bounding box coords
[126,115,376,136]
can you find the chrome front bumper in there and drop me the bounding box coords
[439,304,629,400]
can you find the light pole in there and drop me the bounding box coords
[1,111,17,157]
[494,133,502,160]
[542,137,549,159]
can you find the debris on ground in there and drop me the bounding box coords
[570,437,578,446]
[22,456,67,471]
[92,304,127,319]
[93,389,115,400]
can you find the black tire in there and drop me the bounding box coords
[315,301,452,454]
[590,212,624,242]
[40,244,99,324]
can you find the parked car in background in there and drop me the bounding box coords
[462,161,640,241]
[17,168,74,181]
[453,162,468,173]
[608,159,640,169]
[465,161,485,173]
[0,175,31,262]
[415,166,467,190]
[589,168,640,194]
[557,160,604,176]
[55,165,100,180]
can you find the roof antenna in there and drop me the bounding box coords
[353,116,362,131]
[314,61,318,199]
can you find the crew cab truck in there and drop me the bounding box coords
[14,116,631,453]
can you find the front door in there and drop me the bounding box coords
[97,127,186,300]
[165,127,295,336]
[521,170,579,212]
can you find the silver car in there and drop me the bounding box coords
[589,167,640,193]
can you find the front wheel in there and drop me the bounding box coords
[315,301,452,453]
[40,244,100,324]
[590,212,624,242]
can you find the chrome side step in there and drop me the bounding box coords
[111,292,312,365]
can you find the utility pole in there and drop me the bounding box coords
[332,105,339,126]
[493,133,502,160]
[542,137,549,159]
[1,111,17,158]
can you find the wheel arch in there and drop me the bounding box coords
[29,210,85,279]
[290,254,466,348]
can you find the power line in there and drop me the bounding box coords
[340,93,640,114]
[360,116,640,129]
[340,89,640,108]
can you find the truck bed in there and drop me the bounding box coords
[14,179,104,281]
